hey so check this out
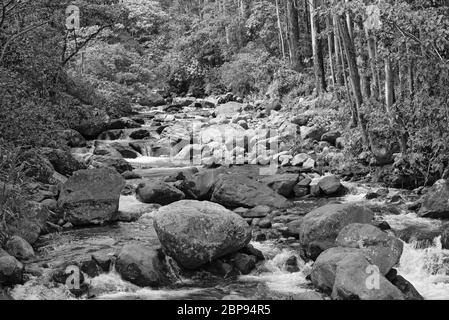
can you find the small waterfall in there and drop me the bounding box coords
[398,238,449,300]
[239,242,315,295]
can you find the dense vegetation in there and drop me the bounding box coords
[0,0,448,185]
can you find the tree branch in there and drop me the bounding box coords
[0,20,48,65]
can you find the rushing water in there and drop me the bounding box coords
[9,178,449,300]
[9,109,449,300]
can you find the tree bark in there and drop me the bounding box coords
[287,0,301,71]
[309,0,327,93]
[338,15,371,150]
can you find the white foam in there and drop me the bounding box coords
[398,238,449,300]
[239,242,314,295]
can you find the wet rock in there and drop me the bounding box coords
[0,252,23,286]
[129,129,151,140]
[311,247,362,292]
[5,236,34,261]
[286,218,304,238]
[331,253,404,300]
[386,269,423,300]
[94,141,123,158]
[299,204,374,260]
[97,129,123,141]
[231,253,256,275]
[260,174,299,197]
[153,200,251,269]
[58,168,125,226]
[258,218,272,229]
[136,181,185,205]
[211,174,290,209]
[291,291,324,300]
[418,179,449,219]
[89,155,133,174]
[122,171,142,180]
[110,143,140,159]
[372,220,391,231]
[115,244,170,287]
[293,185,309,198]
[285,256,300,273]
[242,205,271,218]
[108,117,141,131]
[336,223,403,275]
[205,259,234,278]
[80,259,103,278]
[240,244,264,261]
[317,175,342,195]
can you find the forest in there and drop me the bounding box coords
[0,0,449,301]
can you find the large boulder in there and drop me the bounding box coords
[115,244,170,287]
[57,168,125,226]
[418,179,449,218]
[299,204,374,260]
[55,129,86,148]
[3,201,49,245]
[317,175,343,195]
[321,131,341,146]
[0,250,23,286]
[331,254,404,300]
[139,92,165,107]
[301,126,326,142]
[211,174,290,209]
[93,141,123,158]
[336,223,403,275]
[5,236,34,261]
[170,170,217,200]
[41,148,86,177]
[215,102,243,118]
[89,155,133,174]
[17,149,54,183]
[136,181,185,205]
[110,142,140,159]
[311,247,404,300]
[153,200,251,269]
[260,174,299,198]
[311,247,361,292]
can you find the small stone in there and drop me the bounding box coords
[258,218,272,229]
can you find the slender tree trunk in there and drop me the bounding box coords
[365,28,381,100]
[327,15,336,86]
[385,57,395,111]
[333,14,344,86]
[357,20,371,99]
[287,0,301,71]
[275,0,286,59]
[309,0,327,93]
[338,15,371,150]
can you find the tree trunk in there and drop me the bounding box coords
[309,0,327,93]
[338,15,371,150]
[287,0,301,71]
[365,28,381,100]
[275,0,286,59]
[326,15,336,86]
